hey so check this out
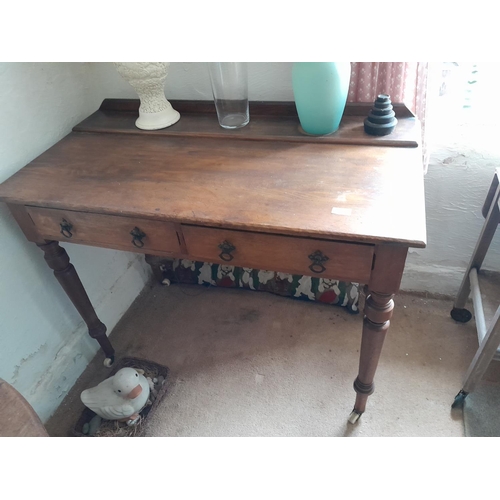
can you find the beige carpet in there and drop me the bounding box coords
[464,381,500,436]
[46,282,495,437]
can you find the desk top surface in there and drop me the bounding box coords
[0,100,427,248]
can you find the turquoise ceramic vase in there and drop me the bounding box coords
[292,62,351,135]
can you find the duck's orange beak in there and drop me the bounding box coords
[127,384,142,400]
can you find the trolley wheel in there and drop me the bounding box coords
[451,308,472,323]
[452,389,468,409]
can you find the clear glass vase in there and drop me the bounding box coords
[208,62,249,129]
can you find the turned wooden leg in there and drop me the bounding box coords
[37,240,115,364]
[349,245,408,424]
[350,291,393,421]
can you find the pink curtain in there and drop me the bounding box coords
[348,62,428,122]
[348,62,430,170]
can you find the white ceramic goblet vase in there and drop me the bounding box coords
[113,62,180,130]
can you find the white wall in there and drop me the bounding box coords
[0,63,150,423]
[90,62,295,101]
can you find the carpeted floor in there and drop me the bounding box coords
[45,282,500,437]
[464,381,500,436]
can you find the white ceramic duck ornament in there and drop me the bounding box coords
[81,367,150,425]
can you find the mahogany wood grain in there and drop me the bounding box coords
[0,100,427,422]
[182,225,374,283]
[353,291,394,414]
[6,203,45,244]
[0,134,426,248]
[97,99,416,118]
[73,100,420,148]
[369,245,409,294]
[352,245,408,415]
[37,240,114,360]
[27,207,181,255]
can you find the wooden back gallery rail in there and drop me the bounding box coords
[0,99,426,425]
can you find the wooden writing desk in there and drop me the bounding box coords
[0,100,426,424]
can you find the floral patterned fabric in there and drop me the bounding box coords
[160,259,360,314]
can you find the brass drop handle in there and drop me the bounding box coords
[308,250,329,274]
[218,240,236,262]
[130,227,146,248]
[60,219,73,238]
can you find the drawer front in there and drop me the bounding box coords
[182,225,374,283]
[27,207,180,254]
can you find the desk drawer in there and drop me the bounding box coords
[182,225,374,283]
[27,207,180,254]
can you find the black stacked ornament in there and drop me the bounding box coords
[364,94,397,136]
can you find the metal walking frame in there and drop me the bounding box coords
[451,168,500,408]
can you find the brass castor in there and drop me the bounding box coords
[103,356,115,368]
[348,410,362,424]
